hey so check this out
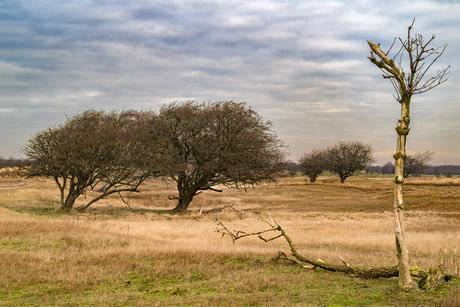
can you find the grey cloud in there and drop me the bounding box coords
[0,0,458,164]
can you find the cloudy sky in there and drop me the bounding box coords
[0,0,459,165]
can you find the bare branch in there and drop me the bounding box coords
[216,216,457,287]
[385,38,397,56]
[369,21,450,99]
[215,217,279,243]
[117,190,133,211]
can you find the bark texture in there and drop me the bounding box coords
[393,97,414,291]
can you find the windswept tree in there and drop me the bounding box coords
[324,141,374,183]
[23,110,161,211]
[158,101,286,211]
[299,149,326,183]
[368,20,449,290]
[404,151,434,178]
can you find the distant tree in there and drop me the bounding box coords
[0,156,31,169]
[368,20,449,290]
[404,151,434,178]
[324,141,374,183]
[365,165,381,175]
[381,161,395,174]
[23,110,160,211]
[157,101,286,211]
[0,157,32,177]
[280,161,301,178]
[299,149,326,183]
[430,166,442,178]
[426,165,460,177]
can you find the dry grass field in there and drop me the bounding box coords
[1,175,460,306]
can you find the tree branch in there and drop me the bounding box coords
[216,214,458,287]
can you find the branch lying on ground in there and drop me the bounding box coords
[215,214,458,289]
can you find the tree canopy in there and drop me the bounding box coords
[23,110,158,211]
[158,101,286,210]
[299,149,326,183]
[404,151,434,178]
[23,102,286,211]
[324,141,374,183]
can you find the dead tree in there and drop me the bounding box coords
[216,215,458,289]
[367,20,450,291]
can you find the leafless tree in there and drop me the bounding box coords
[157,101,286,211]
[404,151,434,178]
[368,19,450,290]
[381,161,395,175]
[280,161,301,178]
[324,141,374,183]
[299,149,326,183]
[23,110,160,211]
[365,165,381,175]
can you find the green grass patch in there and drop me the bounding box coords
[0,202,70,217]
[0,254,458,306]
[0,238,67,252]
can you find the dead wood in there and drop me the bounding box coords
[215,214,458,289]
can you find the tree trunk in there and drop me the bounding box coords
[60,180,86,212]
[173,178,197,211]
[173,193,195,211]
[62,189,80,211]
[393,97,415,291]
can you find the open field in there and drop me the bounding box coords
[1,175,460,306]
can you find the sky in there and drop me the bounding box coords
[0,0,459,165]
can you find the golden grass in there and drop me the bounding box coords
[1,175,459,305]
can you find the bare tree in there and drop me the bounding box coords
[404,151,434,178]
[368,20,449,290]
[23,110,159,211]
[365,165,381,175]
[299,149,326,183]
[381,161,395,175]
[280,161,301,178]
[324,141,374,183]
[157,101,286,211]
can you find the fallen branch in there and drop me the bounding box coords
[215,214,458,289]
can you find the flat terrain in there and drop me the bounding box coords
[1,175,459,306]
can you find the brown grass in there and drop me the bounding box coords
[1,175,459,305]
